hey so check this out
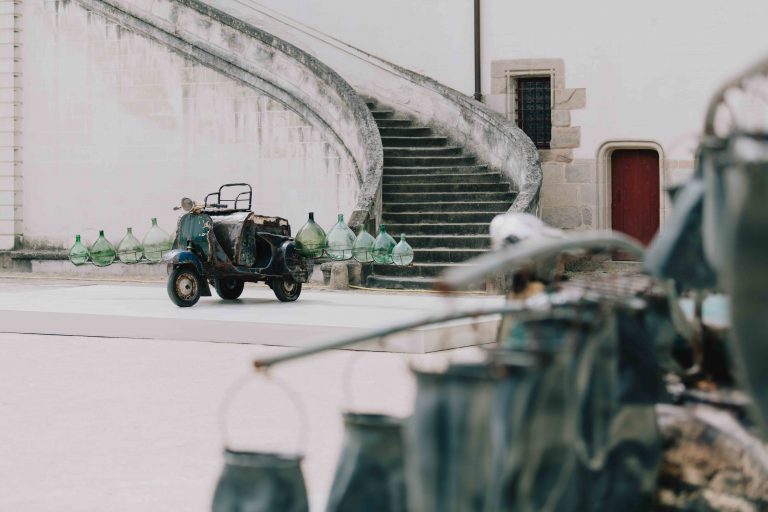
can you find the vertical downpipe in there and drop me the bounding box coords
[473,0,481,102]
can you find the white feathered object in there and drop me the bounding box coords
[489,212,567,284]
[489,212,566,250]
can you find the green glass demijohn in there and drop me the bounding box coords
[372,225,396,264]
[68,234,89,266]
[352,225,376,263]
[392,234,414,266]
[326,213,356,261]
[295,212,327,259]
[142,218,171,262]
[89,230,116,267]
[117,227,143,264]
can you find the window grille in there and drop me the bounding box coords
[515,77,551,149]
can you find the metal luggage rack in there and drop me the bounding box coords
[704,55,768,137]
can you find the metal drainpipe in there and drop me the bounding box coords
[473,0,482,101]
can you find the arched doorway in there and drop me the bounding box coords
[611,148,660,247]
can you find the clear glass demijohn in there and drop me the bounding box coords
[68,234,89,266]
[89,230,116,267]
[352,225,376,263]
[392,234,414,266]
[117,227,143,264]
[295,212,327,259]
[142,218,171,262]
[326,214,356,261]
[372,225,396,264]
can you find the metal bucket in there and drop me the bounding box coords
[325,413,407,512]
[211,450,309,512]
[720,133,768,434]
[496,305,663,511]
[405,363,500,512]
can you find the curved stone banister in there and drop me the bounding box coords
[208,0,542,214]
[78,0,383,227]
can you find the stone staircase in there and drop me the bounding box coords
[365,100,518,290]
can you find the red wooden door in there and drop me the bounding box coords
[611,149,659,257]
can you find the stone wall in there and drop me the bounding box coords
[19,0,367,249]
[540,156,695,231]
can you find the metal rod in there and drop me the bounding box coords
[252,303,526,370]
[438,231,646,292]
[473,0,482,101]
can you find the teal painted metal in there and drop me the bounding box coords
[211,450,308,512]
[325,413,406,512]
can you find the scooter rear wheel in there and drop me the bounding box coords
[214,278,245,300]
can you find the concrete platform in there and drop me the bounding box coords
[0,278,502,353]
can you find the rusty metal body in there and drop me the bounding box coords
[164,184,308,306]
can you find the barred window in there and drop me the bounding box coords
[515,77,551,149]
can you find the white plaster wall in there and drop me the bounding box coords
[253,0,473,94]
[21,0,358,249]
[257,0,768,161]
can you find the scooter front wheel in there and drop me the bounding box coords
[168,267,202,307]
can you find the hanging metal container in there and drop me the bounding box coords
[213,376,310,512]
[212,450,309,512]
[325,413,407,512]
[405,363,499,512]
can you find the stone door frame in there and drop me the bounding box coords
[596,140,666,230]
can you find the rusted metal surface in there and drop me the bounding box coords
[655,404,768,511]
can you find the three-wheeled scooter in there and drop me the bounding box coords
[163,183,309,307]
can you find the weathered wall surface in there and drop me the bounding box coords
[205,0,542,215]
[0,2,21,250]
[19,0,364,250]
[253,0,768,231]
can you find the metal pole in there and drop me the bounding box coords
[473,0,482,101]
[253,303,526,370]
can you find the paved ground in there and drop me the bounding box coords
[0,276,502,352]
[0,276,486,511]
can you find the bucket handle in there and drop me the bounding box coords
[218,372,309,455]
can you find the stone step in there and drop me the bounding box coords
[383,182,509,193]
[378,126,432,137]
[381,136,448,147]
[382,192,515,204]
[413,248,486,263]
[406,235,491,249]
[383,172,500,184]
[384,201,510,213]
[376,119,414,128]
[384,155,477,167]
[384,146,463,157]
[364,275,439,291]
[370,109,394,119]
[384,165,489,176]
[373,262,476,278]
[383,211,504,224]
[365,274,486,292]
[385,222,491,235]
